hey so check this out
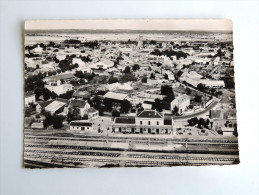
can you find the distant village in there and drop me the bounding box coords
[24,33,237,137]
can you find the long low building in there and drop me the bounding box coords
[113,110,174,134]
[69,121,94,131]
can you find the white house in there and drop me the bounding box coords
[69,100,90,117]
[69,121,93,131]
[25,92,36,107]
[44,73,75,95]
[87,107,99,120]
[171,94,191,114]
[221,127,235,136]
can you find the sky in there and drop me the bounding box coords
[25,19,233,32]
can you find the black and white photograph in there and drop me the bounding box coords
[23,19,239,168]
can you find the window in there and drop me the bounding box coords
[148,121,151,125]
[140,121,142,125]
[157,121,159,125]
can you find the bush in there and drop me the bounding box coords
[112,110,120,118]
[52,115,65,129]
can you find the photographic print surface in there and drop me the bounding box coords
[24,20,239,168]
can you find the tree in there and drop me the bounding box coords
[150,73,155,79]
[161,85,175,101]
[164,74,168,80]
[210,88,216,94]
[124,66,131,73]
[142,76,147,83]
[197,118,206,129]
[78,78,85,84]
[92,95,101,108]
[75,71,84,78]
[112,110,120,118]
[152,98,163,112]
[43,112,53,128]
[120,73,136,83]
[67,106,80,122]
[34,87,43,100]
[187,117,199,126]
[103,98,113,112]
[43,88,53,101]
[186,87,192,95]
[59,90,74,100]
[132,64,140,71]
[52,115,65,129]
[120,100,131,113]
[108,76,118,84]
[197,83,206,92]
[194,94,202,103]
[172,106,179,115]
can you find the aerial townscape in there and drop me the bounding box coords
[24,30,239,168]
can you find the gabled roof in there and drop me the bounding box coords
[137,110,163,118]
[45,73,76,81]
[87,107,97,113]
[45,101,66,113]
[70,100,88,108]
[103,92,128,101]
[114,117,135,124]
[25,91,35,97]
[39,98,69,108]
[171,94,190,104]
[70,121,93,126]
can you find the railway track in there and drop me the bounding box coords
[23,129,239,168]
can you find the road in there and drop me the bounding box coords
[174,98,219,121]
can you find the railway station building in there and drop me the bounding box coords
[69,121,93,131]
[113,110,174,134]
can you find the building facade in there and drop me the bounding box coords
[171,94,191,114]
[113,110,174,134]
[69,121,93,131]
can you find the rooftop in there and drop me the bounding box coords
[70,99,88,108]
[137,110,163,118]
[70,121,93,126]
[103,92,128,101]
[45,73,76,81]
[114,117,136,124]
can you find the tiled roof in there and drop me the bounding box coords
[137,110,162,118]
[70,100,88,108]
[87,107,97,113]
[70,121,93,126]
[114,117,136,124]
[25,91,35,97]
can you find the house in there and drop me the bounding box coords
[113,110,174,134]
[36,98,69,114]
[25,91,36,107]
[199,79,225,88]
[69,121,94,131]
[44,73,75,95]
[221,127,235,136]
[171,94,190,114]
[69,100,90,117]
[87,107,99,120]
[44,100,69,115]
[31,122,44,129]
